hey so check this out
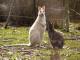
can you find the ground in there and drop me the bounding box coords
[0,23,80,60]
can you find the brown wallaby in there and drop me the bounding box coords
[28,6,46,47]
[46,20,64,49]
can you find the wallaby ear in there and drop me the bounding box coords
[42,5,45,10]
[38,6,41,10]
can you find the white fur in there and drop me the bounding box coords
[28,6,46,47]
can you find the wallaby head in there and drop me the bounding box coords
[38,6,45,16]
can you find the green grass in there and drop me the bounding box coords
[0,27,29,46]
[0,27,80,60]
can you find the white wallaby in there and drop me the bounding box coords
[28,6,46,47]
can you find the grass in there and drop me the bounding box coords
[0,26,80,60]
[0,27,29,46]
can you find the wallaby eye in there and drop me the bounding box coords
[40,11,42,12]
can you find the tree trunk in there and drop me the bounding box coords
[4,0,14,28]
[63,0,70,32]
